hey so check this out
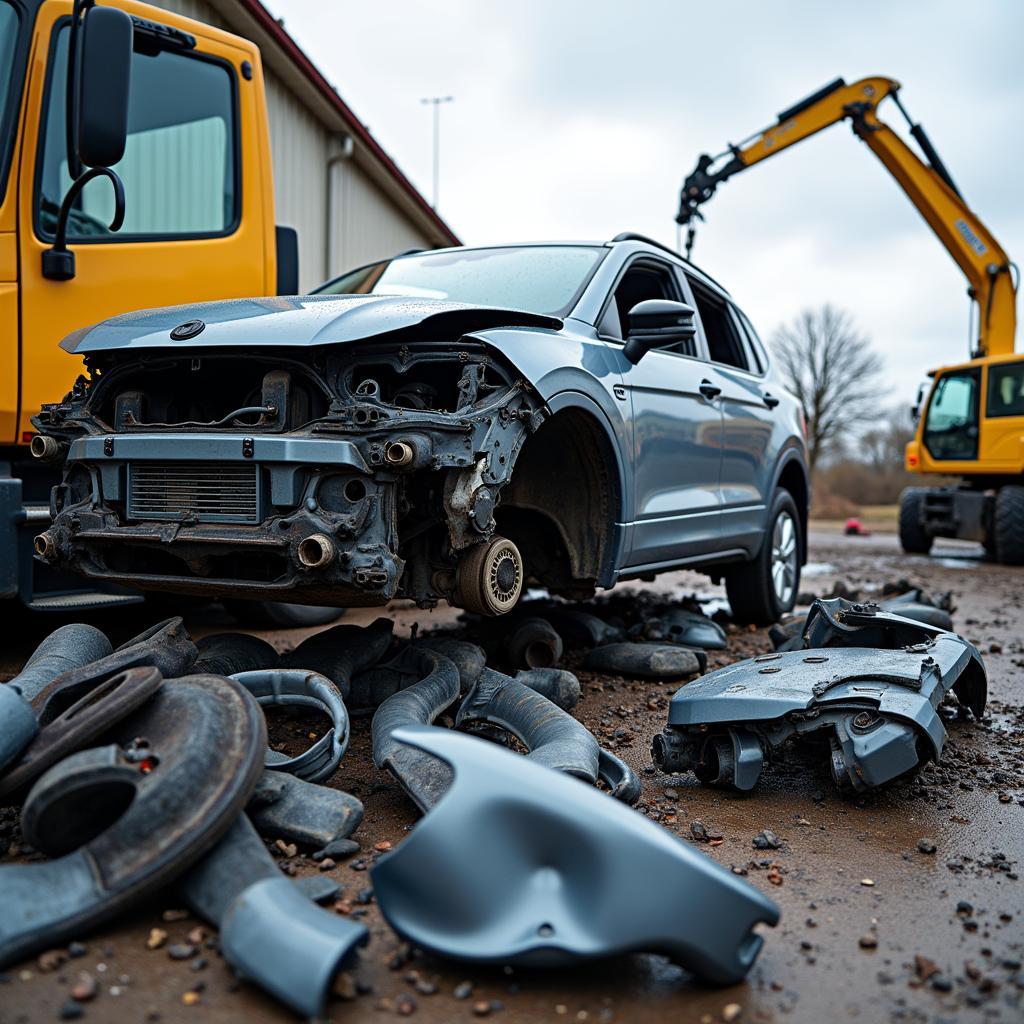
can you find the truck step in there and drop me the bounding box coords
[26,591,146,612]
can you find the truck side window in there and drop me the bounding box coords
[36,25,238,240]
[687,278,749,371]
[0,1,21,204]
[987,362,1024,418]
[923,368,980,460]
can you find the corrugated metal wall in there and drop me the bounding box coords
[153,0,438,290]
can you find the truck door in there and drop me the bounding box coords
[16,2,273,440]
[922,367,981,462]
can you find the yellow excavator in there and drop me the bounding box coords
[676,76,1022,564]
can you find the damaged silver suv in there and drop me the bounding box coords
[33,235,808,624]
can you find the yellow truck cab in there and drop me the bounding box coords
[902,353,1024,561]
[0,0,291,608]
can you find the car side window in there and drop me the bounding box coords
[686,277,750,371]
[603,259,695,356]
[736,308,770,374]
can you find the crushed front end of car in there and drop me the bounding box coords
[31,296,560,614]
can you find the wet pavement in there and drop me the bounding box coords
[1,529,1021,1023]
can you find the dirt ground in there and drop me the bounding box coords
[1,528,1021,1024]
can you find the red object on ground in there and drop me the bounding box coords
[844,517,870,537]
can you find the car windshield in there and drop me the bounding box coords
[314,245,605,316]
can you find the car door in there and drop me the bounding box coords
[597,256,724,568]
[684,277,776,551]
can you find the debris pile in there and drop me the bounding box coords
[0,603,772,1016]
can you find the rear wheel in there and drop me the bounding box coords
[993,485,1024,565]
[898,488,933,554]
[725,488,802,626]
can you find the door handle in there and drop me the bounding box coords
[699,380,722,400]
[762,392,780,409]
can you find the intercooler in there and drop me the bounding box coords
[126,461,260,524]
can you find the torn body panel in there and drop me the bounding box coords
[34,311,559,610]
[653,599,987,792]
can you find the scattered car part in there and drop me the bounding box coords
[878,591,954,631]
[247,769,363,848]
[371,726,778,983]
[232,668,349,783]
[0,668,163,801]
[653,600,987,792]
[597,747,643,804]
[454,535,524,616]
[505,616,563,668]
[372,648,462,811]
[0,686,38,774]
[195,632,280,676]
[25,617,196,719]
[537,607,623,648]
[514,667,580,711]
[583,642,705,679]
[177,815,368,1017]
[414,637,487,690]
[5,623,112,701]
[657,608,728,650]
[282,618,394,697]
[0,675,265,968]
[456,668,600,783]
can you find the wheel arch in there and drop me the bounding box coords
[771,448,810,565]
[500,391,627,591]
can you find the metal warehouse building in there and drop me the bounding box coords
[155,0,459,291]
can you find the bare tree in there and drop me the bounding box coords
[771,304,885,472]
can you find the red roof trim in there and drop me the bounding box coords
[241,0,460,246]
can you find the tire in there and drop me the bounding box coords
[725,488,802,626]
[898,488,933,555]
[225,600,344,628]
[993,485,1024,565]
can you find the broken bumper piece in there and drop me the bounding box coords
[653,599,987,793]
[371,726,778,984]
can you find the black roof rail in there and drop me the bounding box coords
[609,232,681,258]
[609,232,730,295]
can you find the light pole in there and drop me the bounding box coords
[420,95,453,210]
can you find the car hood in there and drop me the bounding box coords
[59,295,564,354]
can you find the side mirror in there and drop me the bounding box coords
[622,299,696,365]
[76,5,133,169]
[42,2,132,280]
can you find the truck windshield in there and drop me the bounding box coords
[0,1,23,204]
[923,368,980,461]
[314,246,605,317]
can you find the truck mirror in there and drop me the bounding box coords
[76,5,133,169]
[42,3,131,281]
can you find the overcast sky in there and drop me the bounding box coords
[266,0,1023,408]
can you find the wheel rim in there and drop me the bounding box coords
[770,510,798,607]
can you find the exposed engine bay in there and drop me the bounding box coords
[32,337,557,614]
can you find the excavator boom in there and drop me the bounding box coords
[678,76,1017,358]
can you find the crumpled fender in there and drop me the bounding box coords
[371,726,778,984]
[0,675,265,968]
